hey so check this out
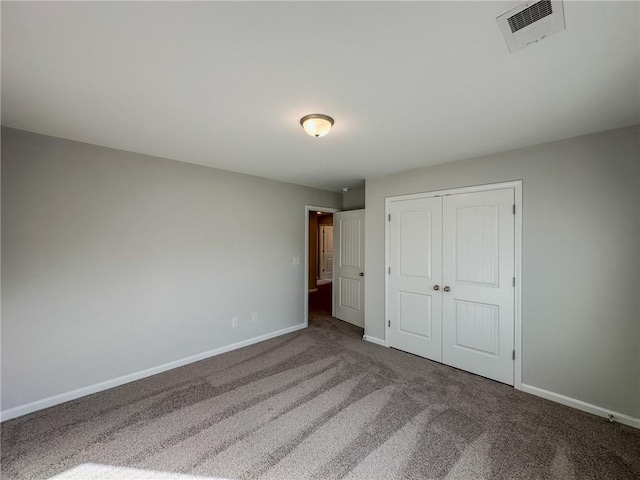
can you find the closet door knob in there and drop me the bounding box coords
[433,285,440,291]
[443,286,451,292]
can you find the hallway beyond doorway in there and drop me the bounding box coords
[308,281,332,316]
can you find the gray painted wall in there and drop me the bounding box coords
[365,126,640,418]
[1,127,341,410]
[342,186,365,210]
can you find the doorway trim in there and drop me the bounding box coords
[384,180,523,390]
[305,205,340,328]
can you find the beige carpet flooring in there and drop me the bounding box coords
[2,314,639,480]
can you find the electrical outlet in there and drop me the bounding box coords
[293,256,300,265]
[232,318,238,328]
[251,313,258,323]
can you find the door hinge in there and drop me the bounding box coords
[388,214,391,221]
[512,277,516,287]
[512,350,516,360]
[388,320,391,327]
[388,267,391,274]
[513,204,516,214]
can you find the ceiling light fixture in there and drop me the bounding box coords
[300,114,334,138]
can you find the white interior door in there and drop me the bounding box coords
[387,197,443,362]
[442,189,515,385]
[320,225,334,280]
[333,210,365,327]
[385,187,517,386]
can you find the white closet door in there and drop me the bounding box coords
[333,210,365,328]
[387,197,443,362]
[442,189,515,385]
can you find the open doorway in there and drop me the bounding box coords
[304,206,339,327]
[308,210,334,318]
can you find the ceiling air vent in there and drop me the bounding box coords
[497,0,565,53]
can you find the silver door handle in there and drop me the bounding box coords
[443,286,451,292]
[433,285,440,291]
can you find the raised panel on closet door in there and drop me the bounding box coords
[387,197,442,362]
[441,189,515,385]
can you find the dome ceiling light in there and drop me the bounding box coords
[300,114,334,138]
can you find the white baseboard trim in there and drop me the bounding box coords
[0,323,307,423]
[521,384,640,429]
[362,335,387,347]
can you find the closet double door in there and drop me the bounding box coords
[387,188,515,385]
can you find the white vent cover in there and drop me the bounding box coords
[497,0,566,53]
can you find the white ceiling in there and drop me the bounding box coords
[2,1,638,192]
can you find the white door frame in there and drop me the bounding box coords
[305,205,340,328]
[384,180,523,390]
